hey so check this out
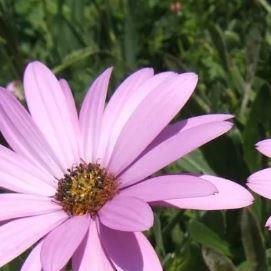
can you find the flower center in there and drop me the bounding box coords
[55,162,119,216]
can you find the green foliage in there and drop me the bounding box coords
[2,0,271,270]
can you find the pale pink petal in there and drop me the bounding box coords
[0,145,56,195]
[99,72,176,166]
[0,88,63,178]
[100,225,162,271]
[0,211,68,268]
[120,121,232,187]
[24,61,79,169]
[73,218,114,271]
[59,79,81,163]
[149,114,233,146]
[159,175,253,210]
[108,73,198,175]
[79,68,112,162]
[97,68,154,160]
[21,241,43,271]
[256,139,271,158]
[121,175,217,201]
[99,195,153,231]
[59,79,79,121]
[173,114,233,131]
[0,194,61,221]
[133,232,162,271]
[265,216,271,230]
[247,168,271,199]
[41,215,90,271]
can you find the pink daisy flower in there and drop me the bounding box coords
[0,61,253,271]
[247,139,271,229]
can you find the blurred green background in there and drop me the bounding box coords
[1,0,271,270]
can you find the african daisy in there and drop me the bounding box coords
[0,61,253,271]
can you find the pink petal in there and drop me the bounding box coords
[100,225,162,271]
[72,218,114,271]
[0,88,63,178]
[120,120,232,187]
[150,114,233,146]
[255,139,271,158]
[41,215,90,271]
[0,193,61,221]
[59,79,79,122]
[99,195,153,231]
[99,71,176,166]
[121,175,217,202]
[0,145,56,195]
[0,211,68,268]
[265,216,271,230]
[247,168,271,199]
[24,61,80,169]
[108,73,198,175]
[79,68,112,162]
[97,68,154,160]
[159,175,253,210]
[59,79,81,163]
[21,241,43,271]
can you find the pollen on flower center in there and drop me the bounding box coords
[55,162,119,216]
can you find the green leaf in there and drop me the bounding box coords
[153,213,166,257]
[241,209,267,271]
[170,149,215,174]
[53,46,99,74]
[165,244,208,271]
[188,220,232,257]
[208,24,231,73]
[202,247,237,271]
[237,261,252,271]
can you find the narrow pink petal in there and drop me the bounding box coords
[41,215,90,271]
[265,216,271,230]
[120,121,232,187]
[247,168,271,199]
[99,71,176,166]
[149,114,233,147]
[158,175,253,210]
[121,175,217,202]
[0,211,68,268]
[0,145,56,195]
[21,241,43,271]
[0,88,63,178]
[0,193,61,221]
[108,73,198,175]
[59,79,81,163]
[100,225,162,271]
[24,61,79,169]
[59,79,79,122]
[176,114,233,130]
[255,139,271,158]
[99,195,153,231]
[97,68,154,160]
[72,218,114,271]
[79,68,112,162]
[133,232,162,271]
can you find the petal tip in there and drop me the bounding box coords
[265,220,271,229]
[183,72,198,82]
[224,114,235,119]
[223,121,234,131]
[105,66,114,74]
[25,60,46,70]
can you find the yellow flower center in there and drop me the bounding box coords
[55,163,118,216]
